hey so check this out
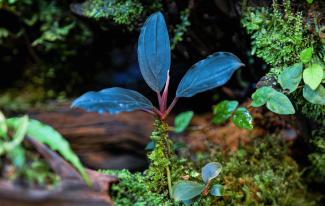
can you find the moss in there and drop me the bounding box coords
[241,1,311,69]
[101,135,317,205]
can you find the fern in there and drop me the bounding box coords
[6,117,91,185]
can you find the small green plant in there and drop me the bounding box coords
[0,111,90,186]
[212,100,253,130]
[172,162,223,203]
[174,111,194,134]
[251,47,325,115]
[72,12,243,198]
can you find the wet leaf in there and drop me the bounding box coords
[174,111,194,133]
[303,64,323,90]
[72,87,154,115]
[303,84,325,105]
[278,63,303,93]
[201,162,222,183]
[138,12,170,92]
[176,52,243,97]
[299,47,313,63]
[212,100,238,124]
[232,107,253,130]
[172,181,205,201]
[210,184,223,197]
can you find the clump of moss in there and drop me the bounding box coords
[101,135,317,205]
[241,1,310,69]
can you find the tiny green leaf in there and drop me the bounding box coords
[278,63,303,93]
[266,91,295,114]
[202,162,222,183]
[210,184,223,197]
[212,100,238,124]
[0,111,7,138]
[303,64,323,90]
[303,85,325,105]
[174,111,194,133]
[299,47,313,63]
[232,107,253,130]
[145,140,155,151]
[172,181,205,201]
[251,86,274,107]
[306,0,313,4]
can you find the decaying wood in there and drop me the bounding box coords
[29,103,155,171]
[0,137,118,206]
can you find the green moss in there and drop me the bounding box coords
[101,136,317,205]
[241,1,311,69]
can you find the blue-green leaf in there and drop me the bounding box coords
[6,118,91,185]
[72,87,153,115]
[201,162,222,183]
[232,107,253,130]
[172,181,205,201]
[303,85,325,105]
[210,184,223,197]
[138,12,170,92]
[266,91,295,115]
[251,86,274,107]
[212,100,238,124]
[176,52,243,98]
[251,86,295,115]
[174,111,194,133]
[278,63,303,93]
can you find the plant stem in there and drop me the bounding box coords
[166,166,172,198]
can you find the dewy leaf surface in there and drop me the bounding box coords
[266,90,295,115]
[6,118,91,185]
[212,100,238,124]
[72,87,154,115]
[176,52,243,98]
[138,12,170,92]
[232,107,253,130]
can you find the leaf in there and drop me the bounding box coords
[174,111,194,133]
[303,64,323,90]
[201,162,222,183]
[303,85,325,105]
[251,86,274,107]
[299,47,313,63]
[306,0,313,4]
[72,87,153,115]
[138,12,171,92]
[266,90,295,114]
[176,52,243,98]
[232,107,253,130]
[252,87,295,115]
[145,141,155,151]
[6,118,91,185]
[278,63,303,93]
[210,184,223,197]
[172,181,205,201]
[0,111,7,138]
[0,116,28,155]
[212,100,238,124]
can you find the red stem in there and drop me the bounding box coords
[161,71,170,112]
[163,97,178,119]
